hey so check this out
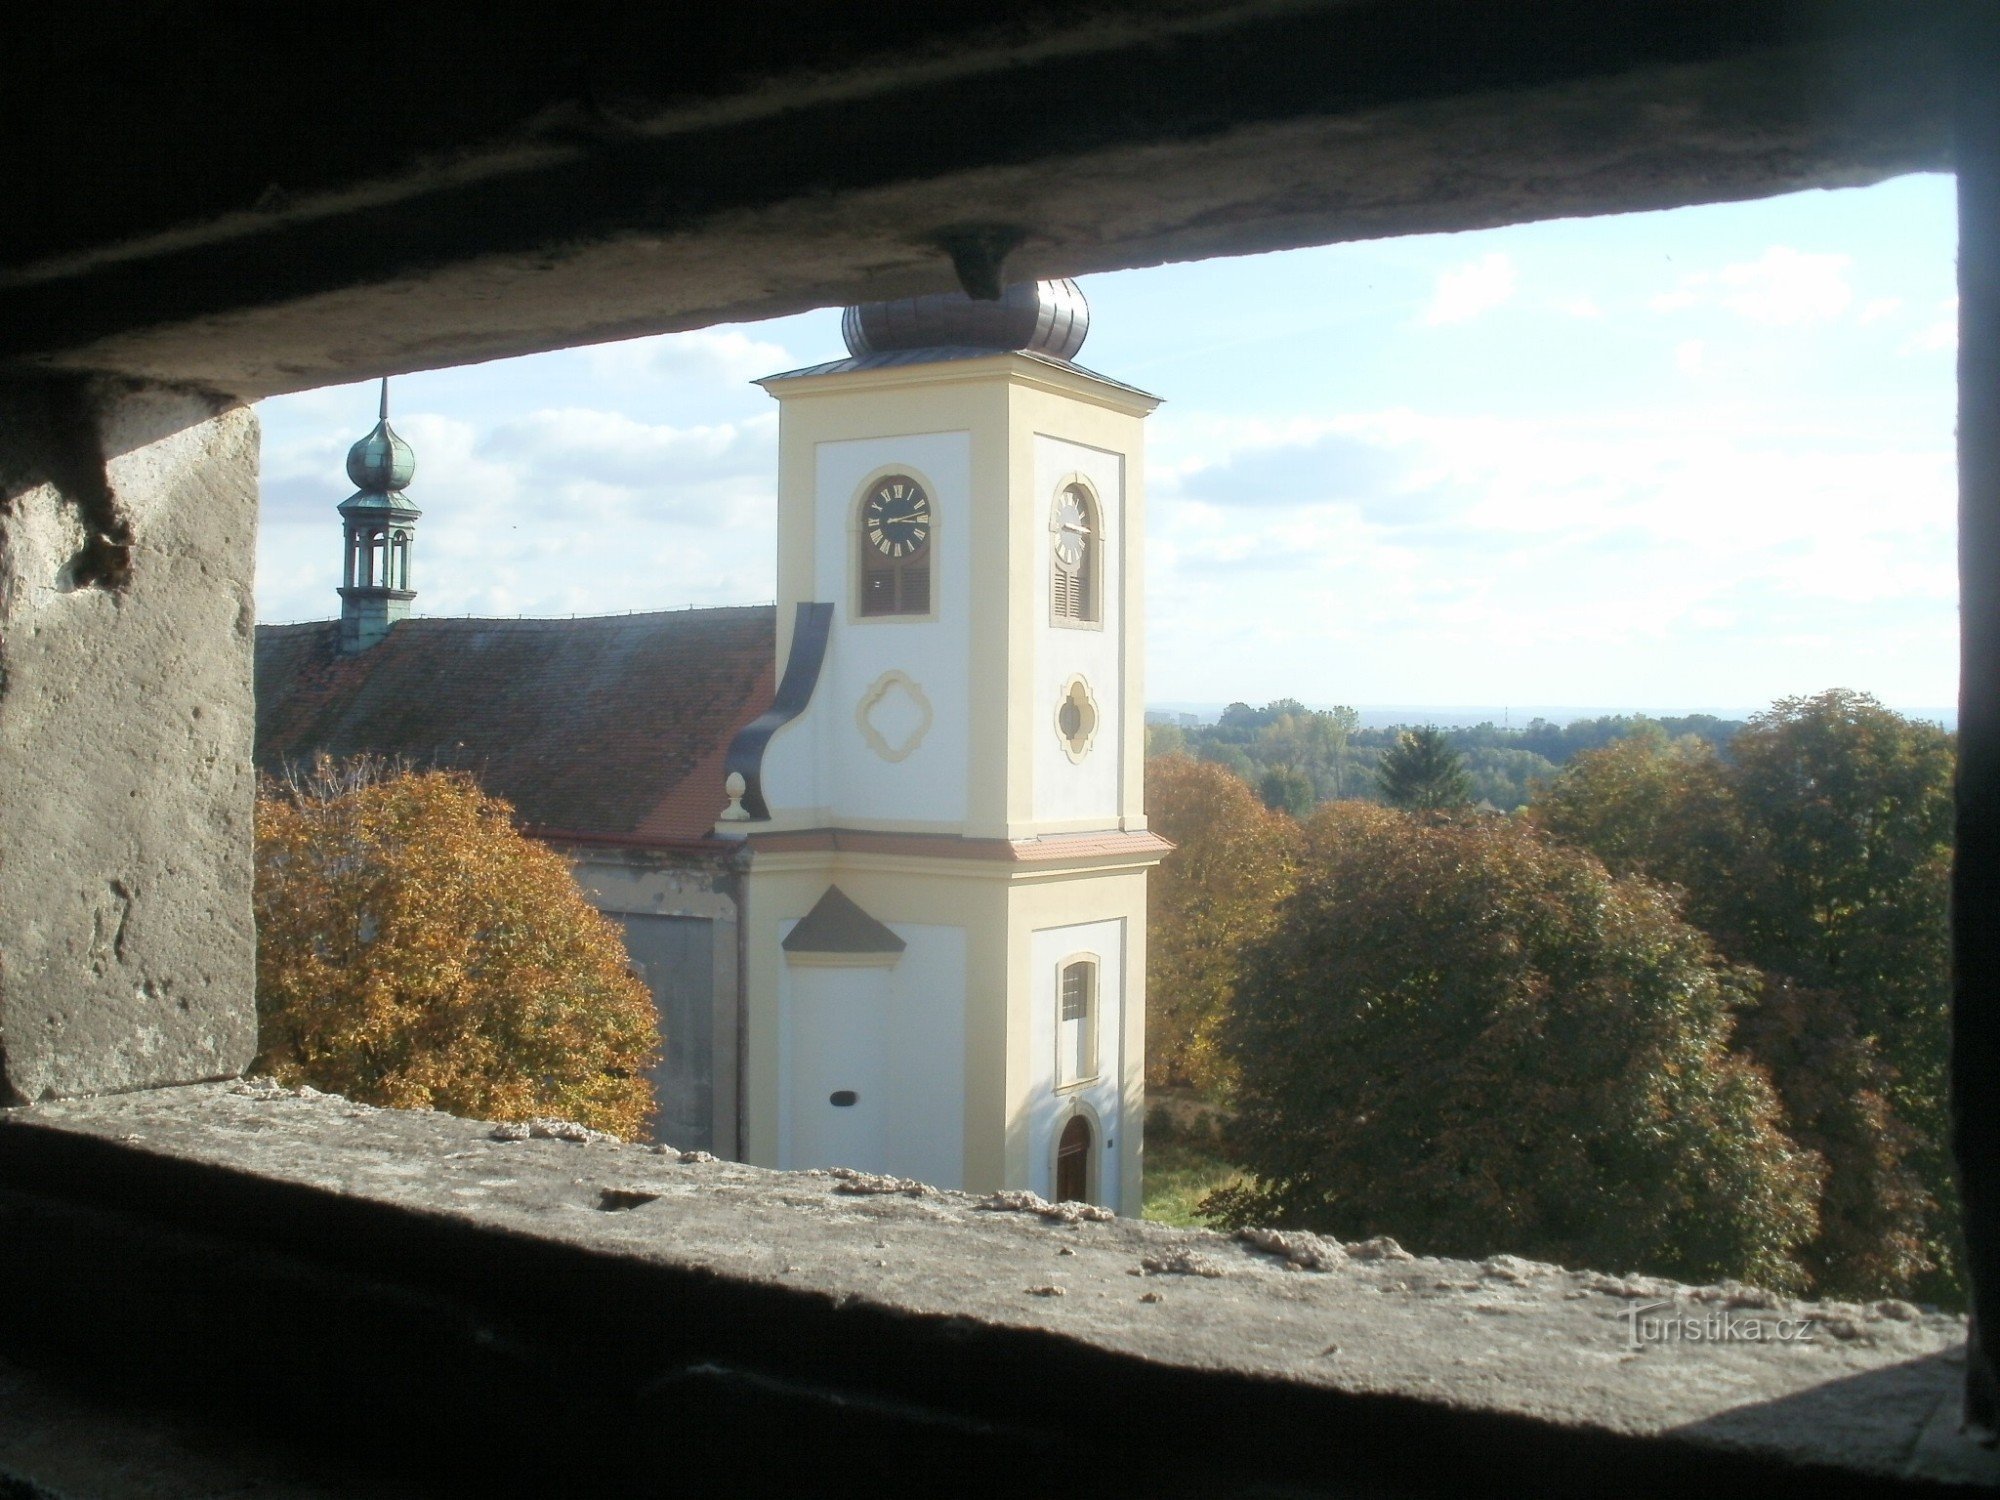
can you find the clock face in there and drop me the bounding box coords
[864,477,931,560]
[1051,489,1090,570]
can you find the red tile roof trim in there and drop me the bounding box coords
[744,827,1172,865]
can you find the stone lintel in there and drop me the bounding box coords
[0,3,1954,398]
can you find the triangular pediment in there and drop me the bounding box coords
[781,885,906,955]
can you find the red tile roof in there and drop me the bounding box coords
[255,608,774,845]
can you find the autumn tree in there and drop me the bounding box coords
[1727,693,1953,1140]
[1208,804,1823,1291]
[254,757,660,1139]
[1258,704,1360,800]
[1528,724,1741,909]
[1375,726,1474,811]
[1528,692,1955,1300]
[1145,755,1299,1095]
[1257,764,1316,819]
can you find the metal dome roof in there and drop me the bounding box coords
[842,279,1088,360]
[344,379,416,493]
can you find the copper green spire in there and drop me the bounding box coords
[344,376,417,494]
[337,378,421,653]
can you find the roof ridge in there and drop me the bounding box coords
[255,603,777,636]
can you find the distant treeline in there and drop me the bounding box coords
[1147,699,1747,813]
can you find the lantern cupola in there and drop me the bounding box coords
[337,378,421,653]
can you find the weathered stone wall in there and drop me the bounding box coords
[1,1081,1991,1496]
[564,843,743,1156]
[0,4,1954,399]
[0,380,258,1102]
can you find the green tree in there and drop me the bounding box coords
[1375,725,1473,811]
[1207,804,1823,1291]
[1145,755,1299,1095]
[1198,741,1258,783]
[1728,691,1956,1297]
[1259,704,1360,799]
[1528,693,1955,1300]
[1258,763,1316,819]
[1529,725,1740,915]
[1727,692,1953,1116]
[254,757,661,1140]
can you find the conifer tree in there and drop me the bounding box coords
[1374,725,1474,811]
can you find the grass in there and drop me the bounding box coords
[1142,1137,1250,1227]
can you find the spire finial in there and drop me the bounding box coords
[378,376,389,421]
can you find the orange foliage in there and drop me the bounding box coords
[1145,755,1299,1094]
[253,759,659,1139]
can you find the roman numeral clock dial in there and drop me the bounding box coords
[865,479,931,560]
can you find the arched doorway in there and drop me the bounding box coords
[1055,1114,1092,1204]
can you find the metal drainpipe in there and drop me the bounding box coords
[733,838,753,1164]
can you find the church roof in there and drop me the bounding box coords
[255,606,775,846]
[758,345,1158,402]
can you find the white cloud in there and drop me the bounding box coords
[582,327,796,387]
[1651,247,1853,326]
[1717,247,1853,324]
[1140,398,1955,705]
[1859,296,1904,324]
[1423,253,1517,326]
[1674,339,1706,376]
[1558,295,1603,319]
[484,408,776,491]
[255,402,780,624]
[1900,296,1958,355]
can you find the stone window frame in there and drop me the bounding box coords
[1048,474,1104,630]
[1048,1096,1105,1206]
[849,464,941,625]
[7,11,1984,1496]
[1054,951,1100,1090]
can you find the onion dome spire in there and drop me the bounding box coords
[337,378,421,654]
[345,377,417,494]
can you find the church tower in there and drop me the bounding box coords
[723,281,1165,1213]
[338,379,421,653]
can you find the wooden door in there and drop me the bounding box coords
[1056,1114,1092,1204]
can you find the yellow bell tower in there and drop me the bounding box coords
[722,281,1164,1214]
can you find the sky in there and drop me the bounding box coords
[255,172,1959,718]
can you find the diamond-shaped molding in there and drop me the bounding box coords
[856,670,934,762]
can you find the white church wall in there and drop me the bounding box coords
[778,921,967,1188]
[1026,917,1125,1206]
[1031,435,1124,827]
[761,431,973,830]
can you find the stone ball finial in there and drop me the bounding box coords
[841,279,1089,361]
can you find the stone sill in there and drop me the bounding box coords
[1,1083,1993,1497]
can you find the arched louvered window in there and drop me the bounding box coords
[1050,483,1098,624]
[858,473,933,617]
[1057,955,1099,1087]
